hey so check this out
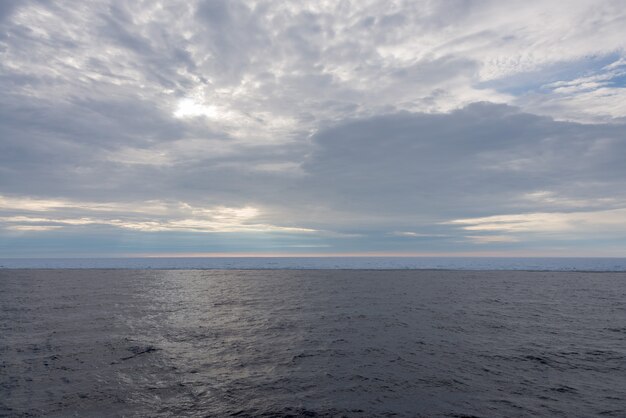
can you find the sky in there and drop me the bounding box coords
[1,0,626,257]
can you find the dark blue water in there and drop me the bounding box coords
[1,269,625,417]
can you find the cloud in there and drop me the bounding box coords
[0,0,21,23]
[391,232,448,238]
[302,103,626,220]
[1,0,626,255]
[0,195,316,234]
[447,208,626,251]
[514,57,626,121]
[464,235,520,244]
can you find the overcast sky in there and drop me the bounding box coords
[1,0,626,257]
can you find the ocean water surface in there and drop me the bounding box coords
[1,269,625,417]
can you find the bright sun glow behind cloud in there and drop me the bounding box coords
[174,98,223,119]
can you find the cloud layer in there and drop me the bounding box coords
[1,0,625,255]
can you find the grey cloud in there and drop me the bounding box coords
[0,0,21,23]
[301,103,626,225]
[194,0,271,85]
[96,3,198,92]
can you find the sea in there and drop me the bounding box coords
[1,258,625,417]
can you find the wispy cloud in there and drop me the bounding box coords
[449,208,626,234]
[0,195,314,234]
[464,235,520,244]
[391,232,448,238]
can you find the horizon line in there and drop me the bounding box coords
[2,252,625,259]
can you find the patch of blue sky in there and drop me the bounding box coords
[606,72,626,88]
[476,53,623,96]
